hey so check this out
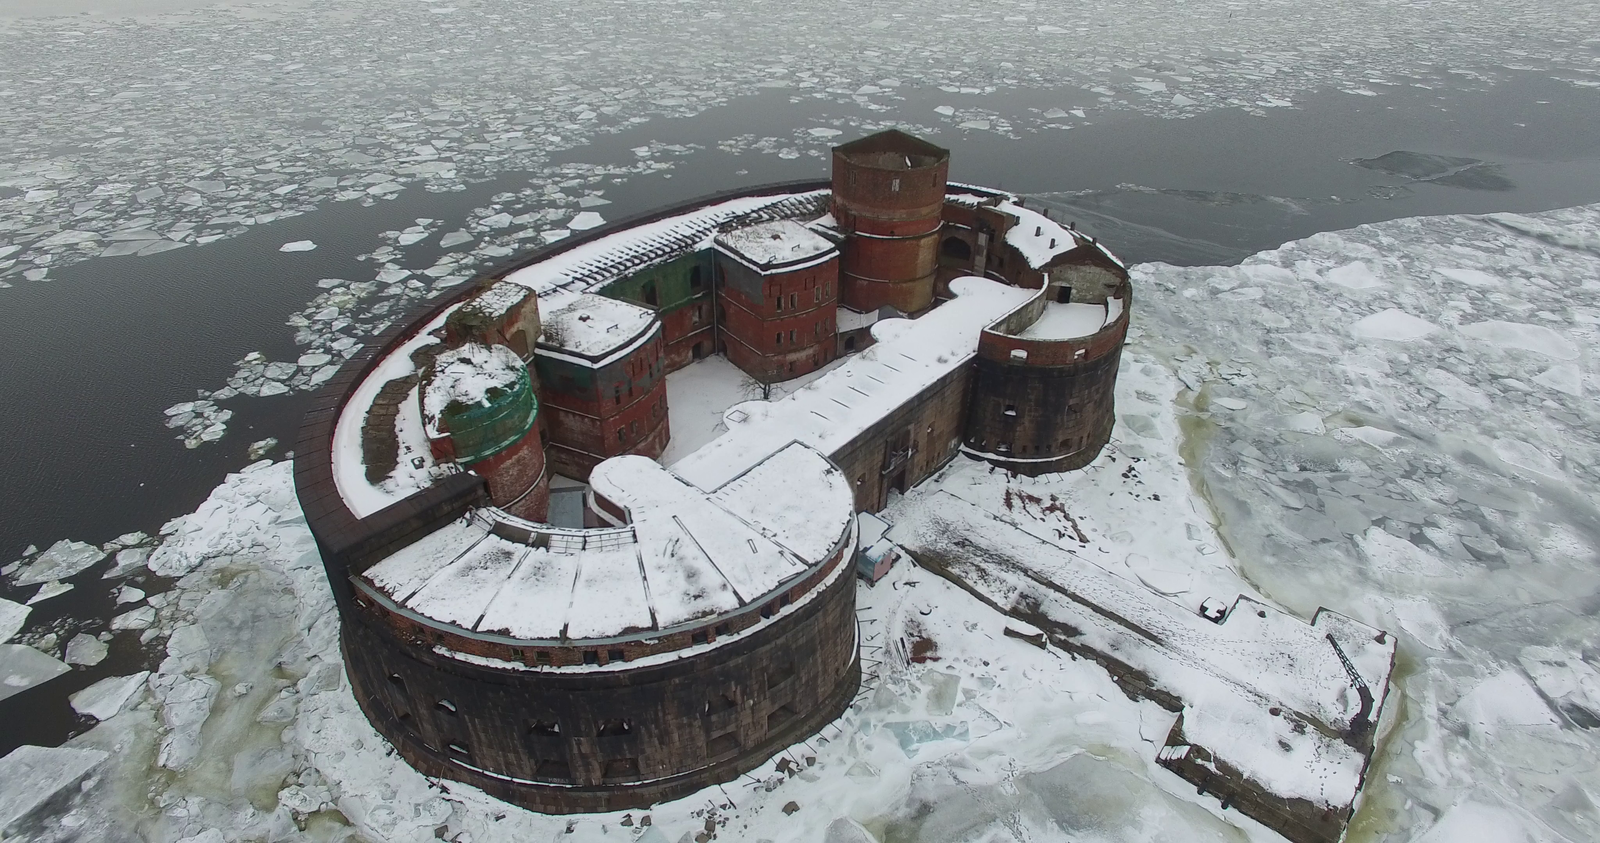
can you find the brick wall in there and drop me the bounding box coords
[715,253,838,383]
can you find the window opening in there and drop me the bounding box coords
[597,719,633,737]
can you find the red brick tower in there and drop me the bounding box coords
[713,220,839,383]
[831,130,950,314]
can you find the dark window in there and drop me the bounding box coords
[845,336,857,352]
[529,719,561,736]
[608,649,625,663]
[767,704,798,730]
[714,623,731,637]
[387,673,405,688]
[768,661,794,690]
[436,700,457,715]
[597,719,632,737]
[603,757,641,779]
[536,651,552,666]
[707,732,739,757]
[1055,285,1072,304]
[690,266,703,291]
[584,650,600,665]
[775,332,782,346]
[643,282,658,307]
[705,693,738,715]
[761,603,774,619]
[776,295,783,312]
[789,293,796,309]
[789,329,795,344]
[692,631,709,645]
[941,236,972,261]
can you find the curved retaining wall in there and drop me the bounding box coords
[962,283,1131,476]
[344,542,859,813]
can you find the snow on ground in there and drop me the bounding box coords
[662,354,844,465]
[9,202,1600,842]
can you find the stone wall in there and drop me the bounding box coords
[828,363,972,513]
[342,545,860,813]
[963,287,1129,476]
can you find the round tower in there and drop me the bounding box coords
[423,343,550,521]
[963,279,1130,476]
[831,130,949,314]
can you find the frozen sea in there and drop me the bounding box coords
[2,0,1600,841]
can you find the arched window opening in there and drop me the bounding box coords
[941,236,972,261]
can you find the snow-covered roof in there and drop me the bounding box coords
[536,291,655,364]
[421,343,525,434]
[999,200,1090,269]
[358,442,854,646]
[1015,301,1113,341]
[714,220,837,274]
[503,190,829,301]
[671,277,1035,490]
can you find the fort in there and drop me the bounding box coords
[294,130,1392,842]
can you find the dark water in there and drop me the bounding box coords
[3,70,1600,754]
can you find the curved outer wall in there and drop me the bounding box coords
[344,544,859,813]
[831,140,949,314]
[963,284,1131,476]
